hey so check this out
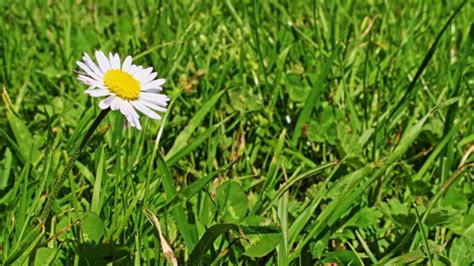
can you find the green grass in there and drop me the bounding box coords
[1,0,473,265]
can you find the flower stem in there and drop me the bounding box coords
[38,108,110,223]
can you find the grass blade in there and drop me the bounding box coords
[187,223,240,266]
[166,114,236,167]
[166,90,225,159]
[91,145,105,215]
[388,0,468,122]
[156,152,198,251]
[291,50,336,147]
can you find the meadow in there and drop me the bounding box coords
[0,0,473,265]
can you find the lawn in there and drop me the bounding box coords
[0,0,473,265]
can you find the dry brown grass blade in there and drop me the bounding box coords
[144,208,178,266]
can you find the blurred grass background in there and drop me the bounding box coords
[1,0,473,265]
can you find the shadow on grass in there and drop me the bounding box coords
[77,243,130,265]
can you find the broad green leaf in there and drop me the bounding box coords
[424,208,453,227]
[217,181,248,223]
[243,228,281,258]
[309,233,330,259]
[449,224,474,266]
[286,74,310,102]
[322,250,363,266]
[442,189,468,211]
[380,199,416,229]
[81,212,105,243]
[411,180,432,196]
[308,121,325,143]
[34,247,60,266]
[241,216,282,258]
[345,207,383,229]
[56,217,72,242]
[391,213,417,229]
[0,148,12,189]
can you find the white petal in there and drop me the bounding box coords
[130,114,142,130]
[77,61,102,81]
[128,65,136,74]
[99,95,115,109]
[119,101,134,117]
[142,87,162,93]
[83,53,103,75]
[129,107,142,130]
[120,102,142,130]
[114,53,121,69]
[131,100,161,119]
[109,52,120,69]
[140,99,168,113]
[129,65,142,76]
[95,51,111,73]
[140,92,170,105]
[78,75,103,87]
[142,79,166,90]
[134,67,153,83]
[108,53,114,67]
[85,88,110,97]
[110,96,123,111]
[141,72,158,85]
[122,56,133,72]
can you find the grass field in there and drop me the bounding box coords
[1,0,473,265]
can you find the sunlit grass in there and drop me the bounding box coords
[0,0,473,265]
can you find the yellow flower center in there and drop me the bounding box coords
[103,69,140,100]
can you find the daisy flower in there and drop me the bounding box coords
[76,51,169,130]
